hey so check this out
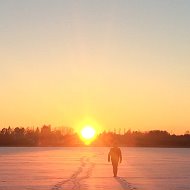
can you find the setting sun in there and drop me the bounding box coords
[81,126,96,140]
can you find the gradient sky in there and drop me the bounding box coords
[0,0,190,134]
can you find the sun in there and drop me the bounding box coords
[81,126,96,140]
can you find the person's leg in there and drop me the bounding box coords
[112,161,118,177]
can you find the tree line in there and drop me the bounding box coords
[0,126,190,147]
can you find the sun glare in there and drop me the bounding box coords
[81,126,96,140]
[77,118,100,145]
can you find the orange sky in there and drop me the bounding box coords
[0,1,190,134]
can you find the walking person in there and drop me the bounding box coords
[108,142,122,177]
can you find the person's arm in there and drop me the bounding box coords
[108,150,111,162]
[119,148,122,163]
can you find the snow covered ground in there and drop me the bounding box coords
[0,147,190,190]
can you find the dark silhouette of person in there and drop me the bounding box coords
[108,143,122,177]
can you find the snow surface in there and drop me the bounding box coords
[0,147,190,190]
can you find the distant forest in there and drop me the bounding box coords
[0,125,190,147]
